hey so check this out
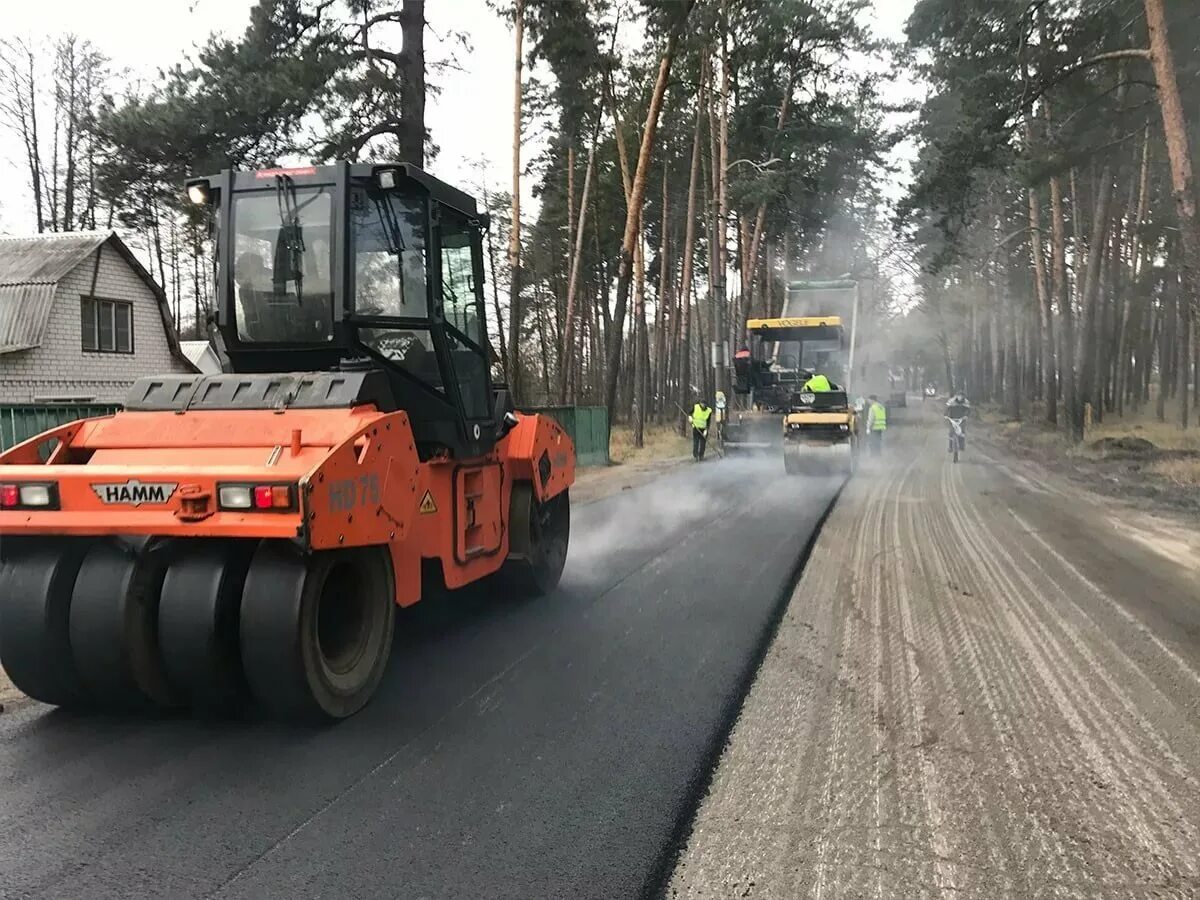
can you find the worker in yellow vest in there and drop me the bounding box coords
[690,400,713,461]
[803,373,832,392]
[866,394,887,457]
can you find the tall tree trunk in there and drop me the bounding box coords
[1025,110,1056,423]
[714,3,731,399]
[397,0,426,167]
[507,0,525,395]
[1046,109,1075,428]
[481,183,508,377]
[676,65,705,429]
[633,213,648,447]
[558,133,597,404]
[1074,165,1115,440]
[602,4,693,425]
[653,169,670,423]
[62,40,78,232]
[1143,0,1200,316]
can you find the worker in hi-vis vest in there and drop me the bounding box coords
[866,394,887,457]
[803,373,832,392]
[690,400,713,461]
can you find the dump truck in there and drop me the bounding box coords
[0,162,574,722]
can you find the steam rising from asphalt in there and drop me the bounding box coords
[564,457,840,585]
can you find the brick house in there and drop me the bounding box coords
[0,232,196,403]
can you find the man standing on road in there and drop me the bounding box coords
[690,400,713,461]
[866,394,887,456]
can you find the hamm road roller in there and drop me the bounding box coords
[0,162,574,721]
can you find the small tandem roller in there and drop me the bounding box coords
[0,162,574,722]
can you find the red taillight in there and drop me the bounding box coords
[0,484,17,508]
[217,482,295,512]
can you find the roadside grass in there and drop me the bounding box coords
[608,423,691,465]
[982,401,1200,456]
[1083,417,1200,454]
[1152,458,1200,486]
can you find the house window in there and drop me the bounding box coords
[81,298,133,353]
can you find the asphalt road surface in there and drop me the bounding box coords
[0,457,841,900]
[672,419,1200,898]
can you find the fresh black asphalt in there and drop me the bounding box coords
[0,459,841,899]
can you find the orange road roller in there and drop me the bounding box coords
[0,162,574,721]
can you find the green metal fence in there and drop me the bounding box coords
[0,404,121,452]
[0,401,612,467]
[522,405,610,467]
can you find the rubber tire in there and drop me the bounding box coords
[240,543,395,722]
[69,539,180,711]
[501,485,570,596]
[158,542,254,714]
[0,541,90,707]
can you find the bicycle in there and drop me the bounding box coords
[945,416,966,463]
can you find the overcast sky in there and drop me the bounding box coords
[0,0,917,234]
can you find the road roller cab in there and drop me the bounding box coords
[762,318,858,476]
[0,162,575,721]
[724,316,840,454]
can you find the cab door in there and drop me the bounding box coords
[434,205,495,458]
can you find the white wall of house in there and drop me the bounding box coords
[0,245,191,403]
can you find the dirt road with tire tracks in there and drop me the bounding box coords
[671,416,1200,899]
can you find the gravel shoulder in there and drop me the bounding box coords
[669,415,1200,899]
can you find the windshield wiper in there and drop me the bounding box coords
[372,193,409,313]
[275,174,306,307]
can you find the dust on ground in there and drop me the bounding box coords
[670,412,1200,899]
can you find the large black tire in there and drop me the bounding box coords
[501,484,570,595]
[69,539,179,711]
[158,541,254,714]
[239,543,395,722]
[0,541,90,707]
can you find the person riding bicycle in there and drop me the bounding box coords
[945,392,971,445]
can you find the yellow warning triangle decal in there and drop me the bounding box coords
[418,490,438,514]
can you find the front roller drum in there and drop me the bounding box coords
[69,539,180,711]
[0,541,90,707]
[239,543,395,722]
[501,484,570,595]
[158,542,254,714]
[783,443,806,476]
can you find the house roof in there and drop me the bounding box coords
[0,231,196,370]
[0,233,109,353]
[180,341,217,367]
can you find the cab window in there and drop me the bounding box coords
[439,213,482,345]
[232,186,334,342]
[350,187,428,318]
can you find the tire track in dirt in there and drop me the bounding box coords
[940,456,1199,890]
[940,462,1171,888]
[670,417,1200,900]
